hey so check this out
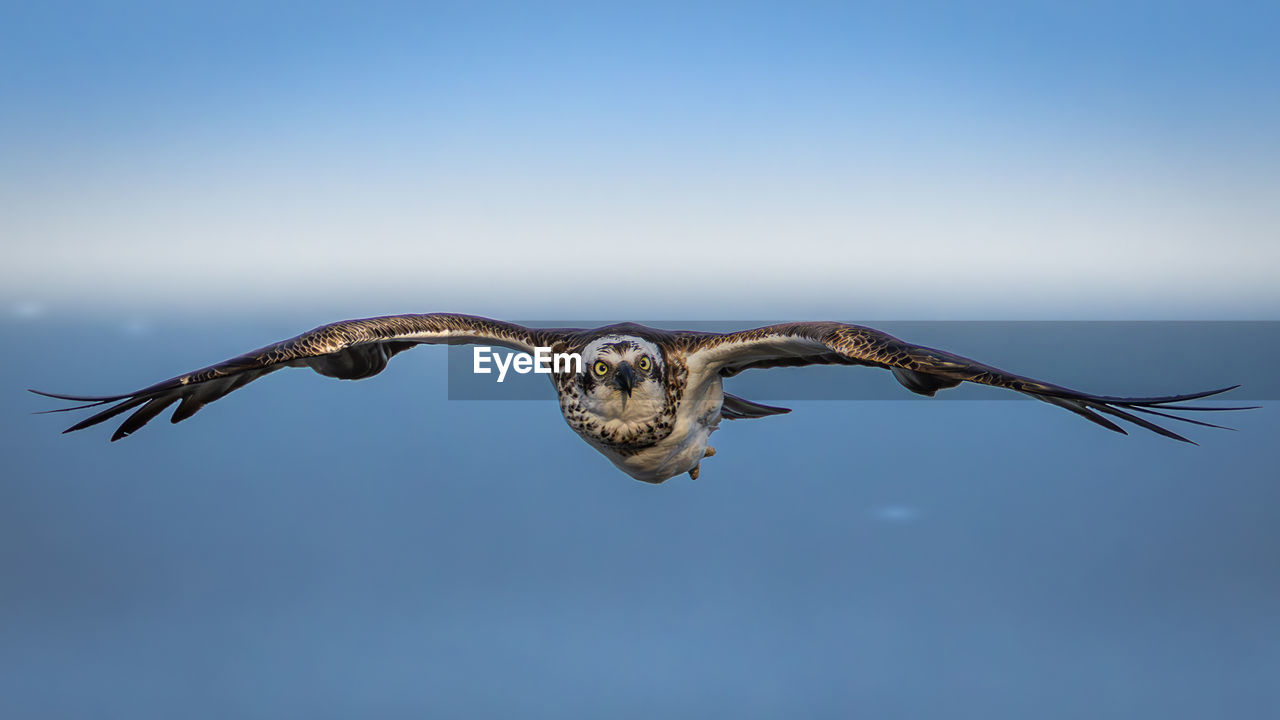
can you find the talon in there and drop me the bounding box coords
[704,446,716,457]
[688,463,700,480]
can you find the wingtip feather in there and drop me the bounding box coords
[29,388,133,402]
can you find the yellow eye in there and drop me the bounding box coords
[593,360,609,376]
[637,356,652,371]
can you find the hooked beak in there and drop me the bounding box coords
[613,362,636,397]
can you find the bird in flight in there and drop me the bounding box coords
[32,314,1252,483]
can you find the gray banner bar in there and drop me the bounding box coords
[446,321,1278,401]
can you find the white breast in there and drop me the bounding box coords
[597,376,725,484]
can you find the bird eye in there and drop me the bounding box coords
[593,360,609,376]
[637,356,652,371]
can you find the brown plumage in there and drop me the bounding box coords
[31,313,1255,482]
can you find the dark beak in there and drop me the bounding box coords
[613,362,635,397]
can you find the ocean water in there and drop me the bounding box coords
[3,317,1277,718]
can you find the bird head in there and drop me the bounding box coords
[577,335,666,421]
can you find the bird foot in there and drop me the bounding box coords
[688,463,700,480]
[704,446,716,457]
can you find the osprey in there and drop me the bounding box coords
[32,314,1251,483]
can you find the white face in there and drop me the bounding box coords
[578,335,666,423]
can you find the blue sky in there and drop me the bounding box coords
[4,7,1278,714]
[3,1,1277,318]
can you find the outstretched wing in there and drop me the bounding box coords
[32,313,554,441]
[682,322,1255,443]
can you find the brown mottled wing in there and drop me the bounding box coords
[682,322,1254,443]
[32,314,556,441]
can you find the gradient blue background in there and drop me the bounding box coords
[3,2,1277,717]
